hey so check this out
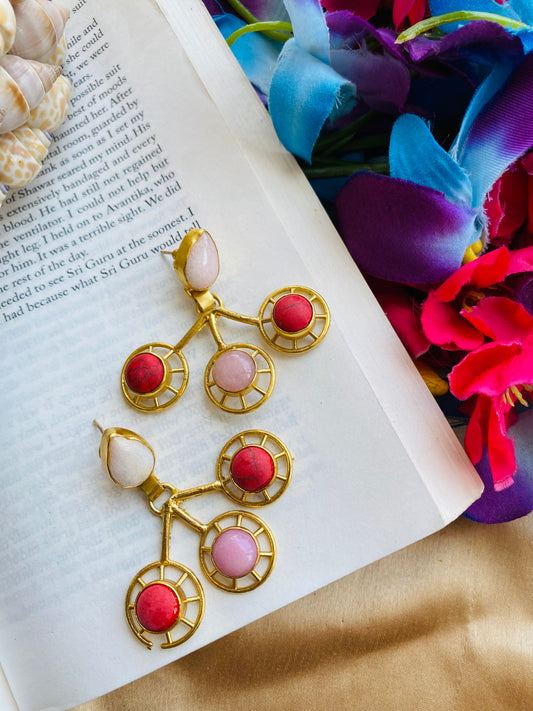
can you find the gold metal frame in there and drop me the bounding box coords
[169,227,220,290]
[98,426,156,489]
[121,342,189,412]
[216,430,293,506]
[198,510,276,593]
[258,286,330,353]
[204,344,275,414]
[125,560,205,649]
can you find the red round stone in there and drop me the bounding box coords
[230,445,275,492]
[125,353,165,394]
[272,294,313,333]
[135,583,180,632]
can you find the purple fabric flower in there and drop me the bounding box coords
[465,409,533,523]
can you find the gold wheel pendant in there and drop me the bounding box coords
[125,560,205,649]
[216,430,292,507]
[199,511,276,592]
[121,343,189,412]
[204,344,275,414]
[258,286,330,353]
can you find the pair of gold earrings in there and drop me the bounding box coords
[99,227,329,648]
[96,423,292,649]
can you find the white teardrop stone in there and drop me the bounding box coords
[184,231,219,290]
[107,436,155,487]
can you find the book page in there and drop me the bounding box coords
[0,1,482,710]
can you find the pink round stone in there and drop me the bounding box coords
[212,350,256,393]
[135,583,180,632]
[211,528,258,578]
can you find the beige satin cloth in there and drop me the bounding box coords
[78,515,533,711]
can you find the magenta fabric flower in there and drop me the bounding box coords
[421,247,512,351]
[448,296,533,489]
[420,245,533,350]
[484,154,533,245]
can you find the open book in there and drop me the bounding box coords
[0,1,483,709]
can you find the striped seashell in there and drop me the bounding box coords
[0,54,61,133]
[28,74,70,132]
[10,0,69,63]
[46,33,67,66]
[0,0,16,55]
[0,125,50,187]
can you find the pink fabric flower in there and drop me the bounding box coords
[421,247,511,350]
[448,296,533,489]
[484,156,531,245]
[421,245,533,351]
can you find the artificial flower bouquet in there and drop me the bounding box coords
[205,0,533,523]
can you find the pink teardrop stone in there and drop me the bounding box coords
[185,231,219,290]
[211,528,258,578]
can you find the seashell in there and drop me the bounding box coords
[13,125,50,162]
[27,73,70,132]
[47,32,67,66]
[0,126,50,187]
[0,0,16,55]
[0,54,61,133]
[10,0,69,63]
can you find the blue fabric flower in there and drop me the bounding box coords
[336,53,533,284]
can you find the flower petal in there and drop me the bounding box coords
[284,0,330,61]
[507,245,533,274]
[433,246,510,302]
[269,38,357,161]
[214,14,282,96]
[484,160,528,238]
[464,394,491,465]
[487,403,517,488]
[512,0,533,24]
[402,20,524,64]
[390,114,473,208]
[330,48,410,112]
[238,0,290,21]
[428,0,521,29]
[465,410,533,523]
[456,54,533,208]
[461,295,533,343]
[449,341,522,399]
[373,284,431,358]
[321,0,381,20]
[394,0,426,30]
[336,172,478,284]
[421,290,486,350]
